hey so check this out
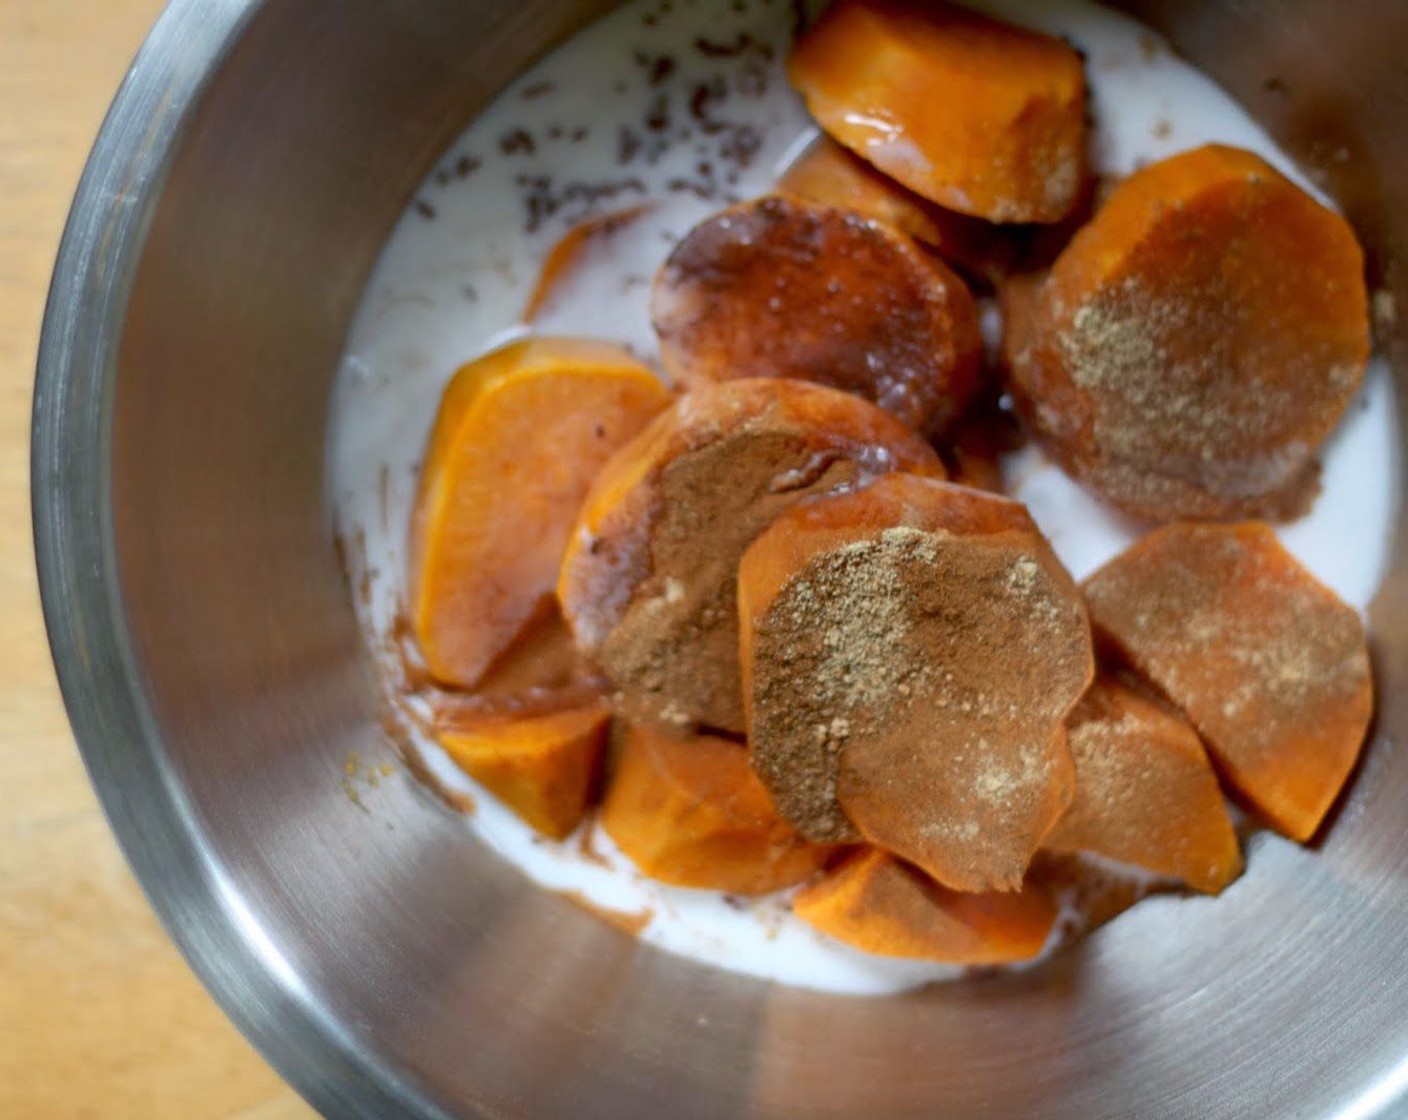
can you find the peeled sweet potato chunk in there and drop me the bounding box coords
[600,724,831,894]
[1020,145,1369,520]
[651,195,982,435]
[789,0,1087,223]
[793,848,1057,963]
[778,136,1017,282]
[738,473,1094,890]
[1083,522,1373,841]
[1045,676,1242,893]
[558,378,944,735]
[410,338,669,688]
[435,698,612,840]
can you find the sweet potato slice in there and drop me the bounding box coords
[651,195,982,435]
[558,378,944,735]
[435,698,612,840]
[789,0,1087,224]
[793,848,1056,963]
[410,338,669,689]
[738,473,1094,889]
[1045,676,1242,893]
[600,724,832,894]
[778,136,1017,282]
[1083,522,1373,841]
[1020,145,1369,520]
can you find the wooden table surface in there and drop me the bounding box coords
[0,3,317,1117]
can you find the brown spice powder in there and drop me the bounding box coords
[573,381,940,736]
[1050,276,1335,512]
[601,427,866,734]
[1021,159,1367,520]
[1083,522,1372,837]
[749,528,938,841]
[651,195,982,435]
[750,520,1093,889]
[1048,677,1241,893]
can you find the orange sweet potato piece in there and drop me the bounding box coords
[600,724,832,894]
[410,338,669,688]
[738,473,1094,890]
[435,698,612,840]
[558,378,944,735]
[793,848,1057,963]
[778,136,1018,283]
[1045,676,1242,893]
[1020,145,1369,521]
[789,0,1087,224]
[1083,522,1373,841]
[651,195,983,435]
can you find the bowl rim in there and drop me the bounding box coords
[30,3,449,1116]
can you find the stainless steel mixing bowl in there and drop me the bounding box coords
[31,2,1408,1117]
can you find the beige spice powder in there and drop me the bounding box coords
[749,521,1092,884]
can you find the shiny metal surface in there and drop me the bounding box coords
[31,1,1408,1117]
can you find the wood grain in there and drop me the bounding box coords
[0,3,317,1117]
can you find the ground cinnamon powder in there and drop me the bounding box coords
[564,380,942,735]
[1083,521,1371,840]
[602,428,869,734]
[745,478,1093,889]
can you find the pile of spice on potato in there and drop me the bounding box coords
[402,0,1373,966]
